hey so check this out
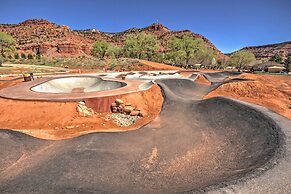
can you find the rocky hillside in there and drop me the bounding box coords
[0,19,225,59]
[241,41,291,60]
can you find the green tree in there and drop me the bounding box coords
[14,53,19,59]
[166,34,204,68]
[269,54,283,64]
[189,46,215,67]
[0,32,16,55]
[106,45,123,58]
[228,50,256,69]
[92,40,110,58]
[123,32,159,59]
[21,53,26,59]
[284,56,291,72]
[217,58,228,69]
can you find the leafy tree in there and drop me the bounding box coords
[166,34,204,68]
[92,40,110,58]
[217,58,228,69]
[14,53,19,59]
[123,32,159,59]
[0,32,16,55]
[189,46,215,66]
[165,50,185,66]
[21,53,26,59]
[151,52,165,63]
[269,54,283,64]
[228,50,256,69]
[285,56,291,72]
[106,45,123,58]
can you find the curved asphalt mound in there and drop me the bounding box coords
[189,73,198,80]
[203,72,241,83]
[0,74,288,193]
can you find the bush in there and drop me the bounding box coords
[8,55,12,59]
[21,53,26,59]
[14,53,19,59]
[269,54,283,64]
[28,53,34,59]
[92,40,110,58]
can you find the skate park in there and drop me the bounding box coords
[0,70,290,193]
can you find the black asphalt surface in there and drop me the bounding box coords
[0,73,289,193]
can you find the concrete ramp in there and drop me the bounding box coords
[204,72,241,83]
[31,77,126,93]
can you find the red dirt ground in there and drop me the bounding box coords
[0,78,24,88]
[138,60,182,70]
[0,83,163,140]
[194,74,212,85]
[205,73,291,119]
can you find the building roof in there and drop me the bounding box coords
[254,61,284,68]
[268,66,285,69]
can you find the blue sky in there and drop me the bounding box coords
[1,0,290,53]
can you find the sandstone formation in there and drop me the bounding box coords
[77,101,95,117]
[0,19,225,59]
[241,41,291,60]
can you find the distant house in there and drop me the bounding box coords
[268,66,286,73]
[242,66,254,72]
[252,61,284,72]
[193,64,203,69]
[188,64,203,69]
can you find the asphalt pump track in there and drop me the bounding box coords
[0,73,290,193]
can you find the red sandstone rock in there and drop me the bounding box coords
[0,19,226,59]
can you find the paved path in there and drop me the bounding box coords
[0,73,290,193]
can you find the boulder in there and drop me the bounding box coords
[123,107,132,114]
[115,99,124,105]
[130,110,139,116]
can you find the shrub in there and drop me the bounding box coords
[269,54,283,64]
[28,53,34,59]
[14,53,19,59]
[21,53,26,59]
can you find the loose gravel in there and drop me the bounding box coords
[105,113,139,127]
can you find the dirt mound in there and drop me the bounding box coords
[194,74,212,85]
[138,59,182,70]
[0,84,163,140]
[237,73,260,80]
[205,80,291,119]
